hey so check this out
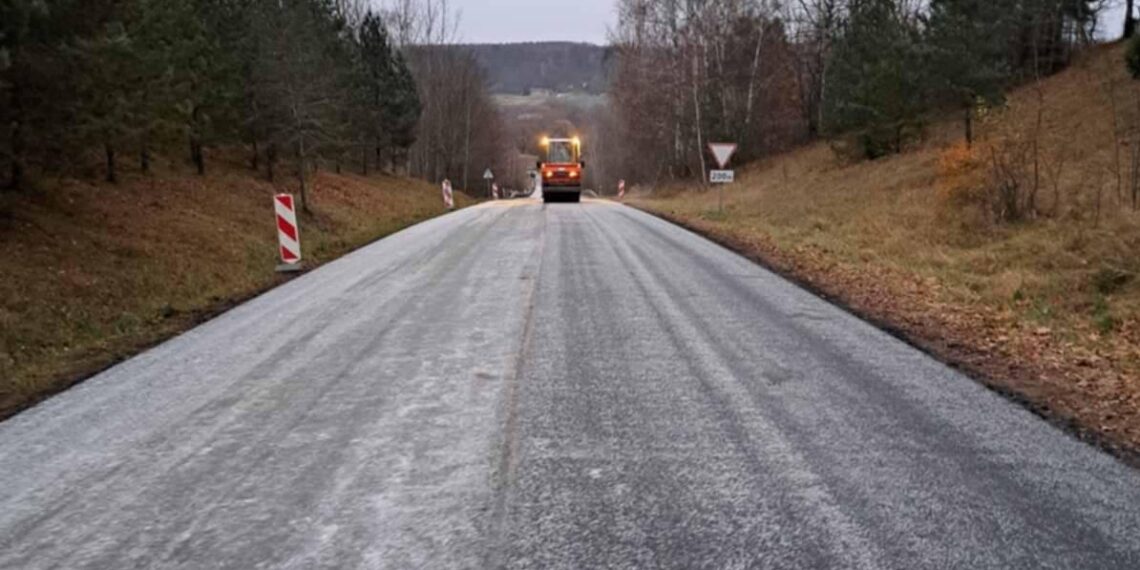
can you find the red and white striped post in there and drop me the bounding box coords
[442,179,455,210]
[618,179,626,200]
[275,194,302,272]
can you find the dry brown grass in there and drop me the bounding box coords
[633,43,1140,458]
[0,152,470,418]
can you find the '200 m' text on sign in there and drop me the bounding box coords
[710,170,735,184]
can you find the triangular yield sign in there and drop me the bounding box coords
[708,143,738,169]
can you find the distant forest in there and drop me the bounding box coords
[462,42,611,95]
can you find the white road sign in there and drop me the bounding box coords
[708,143,738,169]
[483,168,494,180]
[710,170,735,184]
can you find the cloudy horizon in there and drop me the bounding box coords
[447,0,616,45]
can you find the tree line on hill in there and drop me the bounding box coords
[382,0,512,195]
[607,0,1110,185]
[0,0,511,206]
[464,43,611,95]
[402,44,508,193]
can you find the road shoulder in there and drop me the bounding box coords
[628,201,1140,468]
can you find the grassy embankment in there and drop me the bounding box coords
[0,152,469,419]
[633,43,1140,460]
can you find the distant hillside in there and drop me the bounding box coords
[463,42,610,95]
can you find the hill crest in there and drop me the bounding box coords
[460,42,610,95]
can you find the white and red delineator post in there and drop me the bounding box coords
[275,194,302,269]
[618,179,626,200]
[442,179,455,209]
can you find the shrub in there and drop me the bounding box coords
[1093,295,1118,334]
[938,141,980,180]
[935,142,987,220]
[1092,266,1134,295]
[935,136,1045,225]
[830,122,925,162]
[984,133,1043,223]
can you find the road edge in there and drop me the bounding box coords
[0,203,475,424]
[626,202,1140,470]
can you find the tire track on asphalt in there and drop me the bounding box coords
[482,205,547,570]
[579,204,884,569]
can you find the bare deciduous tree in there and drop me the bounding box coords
[610,0,806,187]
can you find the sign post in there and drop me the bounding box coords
[274,194,302,273]
[707,142,738,213]
[528,170,541,197]
[483,168,494,198]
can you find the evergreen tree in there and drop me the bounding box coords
[2,0,116,188]
[250,0,349,210]
[174,0,244,176]
[824,0,927,159]
[123,0,212,174]
[385,50,420,172]
[1008,0,1097,77]
[925,0,1010,146]
[0,0,46,189]
[358,12,396,173]
[353,12,420,173]
[68,16,138,183]
[1127,0,1136,39]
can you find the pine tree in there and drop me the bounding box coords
[1127,0,1136,39]
[69,17,138,183]
[358,12,395,173]
[2,0,117,188]
[176,1,231,176]
[0,0,47,189]
[925,0,1010,146]
[123,0,205,174]
[823,0,927,159]
[351,12,420,174]
[384,50,420,172]
[250,0,348,211]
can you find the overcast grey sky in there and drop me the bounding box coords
[448,0,616,44]
[439,1,1129,45]
[1103,2,1127,40]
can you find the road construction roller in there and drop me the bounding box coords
[539,136,583,203]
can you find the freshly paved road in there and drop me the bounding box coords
[3,199,1140,569]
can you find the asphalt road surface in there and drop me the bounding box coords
[3,199,1140,569]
